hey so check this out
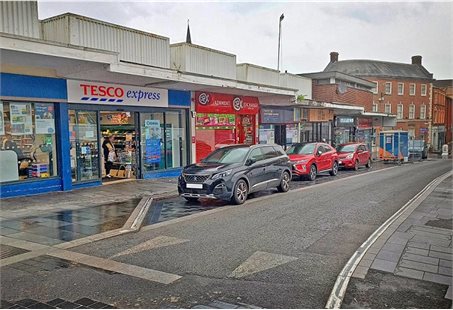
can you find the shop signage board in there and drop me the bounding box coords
[357,118,373,129]
[196,113,235,127]
[67,80,168,107]
[335,116,356,127]
[261,108,295,124]
[195,91,259,115]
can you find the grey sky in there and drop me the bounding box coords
[38,1,453,79]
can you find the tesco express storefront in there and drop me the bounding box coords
[0,75,190,198]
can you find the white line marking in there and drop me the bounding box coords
[111,235,189,258]
[229,251,298,278]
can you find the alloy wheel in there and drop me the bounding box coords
[235,180,248,204]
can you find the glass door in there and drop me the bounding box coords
[69,110,100,183]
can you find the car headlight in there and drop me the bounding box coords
[346,154,354,159]
[211,169,232,180]
[296,159,309,164]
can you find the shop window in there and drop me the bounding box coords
[420,105,426,119]
[397,104,403,119]
[0,101,58,183]
[141,111,188,172]
[409,104,415,119]
[69,110,100,182]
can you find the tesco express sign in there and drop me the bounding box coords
[67,80,168,107]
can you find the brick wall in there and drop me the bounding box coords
[312,82,373,110]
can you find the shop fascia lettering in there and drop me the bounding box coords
[67,80,168,107]
[195,91,259,114]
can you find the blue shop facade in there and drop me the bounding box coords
[0,73,191,198]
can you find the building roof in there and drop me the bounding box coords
[300,71,376,88]
[324,59,433,80]
[433,79,453,88]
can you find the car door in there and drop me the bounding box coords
[260,146,280,187]
[322,144,335,170]
[245,148,267,192]
[360,144,370,164]
[315,144,327,171]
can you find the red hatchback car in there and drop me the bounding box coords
[337,143,372,170]
[287,142,339,181]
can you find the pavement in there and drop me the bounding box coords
[342,174,453,309]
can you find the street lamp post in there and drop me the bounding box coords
[277,13,284,71]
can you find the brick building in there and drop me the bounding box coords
[324,52,434,143]
[433,80,453,152]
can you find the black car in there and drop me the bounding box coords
[178,144,292,205]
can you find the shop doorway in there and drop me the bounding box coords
[100,111,139,183]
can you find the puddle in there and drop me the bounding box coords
[0,199,141,244]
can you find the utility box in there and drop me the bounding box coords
[379,130,409,163]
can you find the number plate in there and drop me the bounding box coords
[186,183,203,189]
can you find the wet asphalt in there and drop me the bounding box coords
[1,159,451,308]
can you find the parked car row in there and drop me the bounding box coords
[178,142,372,205]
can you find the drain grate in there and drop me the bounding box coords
[5,256,76,274]
[0,245,30,259]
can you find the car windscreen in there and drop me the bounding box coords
[337,145,357,152]
[286,144,315,155]
[202,147,249,164]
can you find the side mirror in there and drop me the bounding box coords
[245,158,256,166]
[316,150,322,156]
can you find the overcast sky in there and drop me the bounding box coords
[38,1,453,79]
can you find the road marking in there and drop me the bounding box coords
[229,251,298,278]
[325,170,453,309]
[51,248,182,285]
[111,235,189,258]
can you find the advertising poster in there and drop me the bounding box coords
[10,103,32,135]
[35,103,55,134]
[144,120,161,164]
[0,104,4,135]
[195,113,235,128]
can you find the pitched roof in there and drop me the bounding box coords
[324,59,433,80]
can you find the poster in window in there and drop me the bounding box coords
[0,104,4,135]
[10,103,33,135]
[35,103,55,134]
[144,120,161,164]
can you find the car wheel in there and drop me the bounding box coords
[329,161,338,176]
[277,171,290,192]
[184,197,199,203]
[354,159,359,171]
[366,158,372,168]
[308,164,317,181]
[231,179,248,205]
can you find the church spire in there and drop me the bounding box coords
[186,19,192,44]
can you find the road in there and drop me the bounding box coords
[1,160,451,308]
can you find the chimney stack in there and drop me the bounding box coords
[330,52,339,63]
[412,55,422,65]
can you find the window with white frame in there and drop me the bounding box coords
[385,103,392,114]
[421,84,427,96]
[420,104,426,119]
[398,83,404,95]
[372,102,379,112]
[409,83,416,95]
[385,82,392,95]
[409,104,415,119]
[397,104,403,119]
[371,81,378,94]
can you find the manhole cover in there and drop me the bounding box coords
[0,245,30,259]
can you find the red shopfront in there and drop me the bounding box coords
[194,91,259,162]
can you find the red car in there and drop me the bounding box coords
[337,143,372,170]
[287,142,339,181]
